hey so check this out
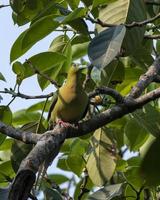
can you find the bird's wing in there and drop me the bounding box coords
[47,92,58,129]
[82,97,90,119]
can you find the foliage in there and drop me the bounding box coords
[0,0,160,199]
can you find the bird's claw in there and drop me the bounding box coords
[57,119,72,128]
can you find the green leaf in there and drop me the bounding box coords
[48,174,69,185]
[125,166,144,190]
[12,109,41,126]
[66,154,84,176]
[66,139,88,176]
[72,41,89,61]
[122,0,147,55]
[124,118,149,151]
[0,106,12,125]
[21,15,59,50]
[88,25,126,68]
[10,0,26,13]
[140,137,160,186]
[12,61,25,84]
[86,128,117,186]
[57,155,71,171]
[101,60,125,87]
[66,0,80,9]
[23,52,66,79]
[125,184,144,200]
[0,161,15,181]
[38,35,72,89]
[96,0,130,33]
[49,35,72,73]
[44,188,63,200]
[0,139,13,151]
[10,30,29,63]
[62,7,87,23]
[0,73,6,82]
[88,183,123,200]
[97,0,146,56]
[27,100,51,113]
[132,104,160,137]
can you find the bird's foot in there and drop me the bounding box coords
[57,119,72,128]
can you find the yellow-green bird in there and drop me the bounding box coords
[48,65,89,128]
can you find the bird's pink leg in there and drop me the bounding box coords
[57,119,72,128]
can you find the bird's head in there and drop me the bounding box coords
[68,64,86,77]
[66,64,86,88]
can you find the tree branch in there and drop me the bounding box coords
[86,12,160,28]
[89,87,124,103]
[129,56,160,98]
[0,121,38,144]
[144,34,160,39]
[0,88,54,100]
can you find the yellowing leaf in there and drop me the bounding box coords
[86,128,117,186]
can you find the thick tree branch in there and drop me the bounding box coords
[0,122,38,144]
[129,56,160,98]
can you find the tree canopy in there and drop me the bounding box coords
[0,0,160,199]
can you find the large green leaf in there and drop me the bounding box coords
[100,60,125,87]
[44,187,63,200]
[88,25,126,68]
[56,4,88,34]
[10,30,29,63]
[62,7,87,24]
[88,183,123,200]
[23,52,66,79]
[124,118,149,151]
[49,35,72,73]
[0,161,15,182]
[117,67,144,95]
[66,138,88,176]
[38,35,71,89]
[86,128,117,186]
[21,15,59,50]
[97,0,146,56]
[122,0,147,55]
[132,104,160,137]
[140,137,160,186]
[12,109,41,126]
[48,174,69,185]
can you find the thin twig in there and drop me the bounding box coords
[83,64,94,89]
[25,59,60,88]
[86,12,160,29]
[78,169,90,200]
[0,88,54,100]
[0,4,9,8]
[144,34,160,39]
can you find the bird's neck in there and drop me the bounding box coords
[66,75,83,92]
